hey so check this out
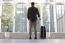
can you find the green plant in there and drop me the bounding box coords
[2,3,13,28]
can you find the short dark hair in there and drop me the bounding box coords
[31,2,34,5]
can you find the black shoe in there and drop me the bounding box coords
[34,37,37,39]
[29,37,32,39]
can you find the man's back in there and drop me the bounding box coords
[27,7,40,22]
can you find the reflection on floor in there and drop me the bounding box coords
[0,39,65,43]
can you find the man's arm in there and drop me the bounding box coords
[27,8,30,20]
[36,8,40,17]
[36,8,41,20]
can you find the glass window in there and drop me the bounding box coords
[56,0,64,3]
[1,3,13,32]
[3,0,13,1]
[42,5,50,32]
[56,5,65,32]
[49,0,53,2]
[0,0,58,32]
[15,3,27,32]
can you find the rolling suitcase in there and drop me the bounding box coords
[40,26,46,39]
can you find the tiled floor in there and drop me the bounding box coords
[0,39,65,43]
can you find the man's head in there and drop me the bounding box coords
[31,2,35,7]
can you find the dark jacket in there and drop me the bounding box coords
[27,6,40,22]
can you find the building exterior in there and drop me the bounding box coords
[0,0,65,33]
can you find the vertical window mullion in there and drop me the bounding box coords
[0,0,2,32]
[12,1,16,32]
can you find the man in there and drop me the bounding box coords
[27,2,40,39]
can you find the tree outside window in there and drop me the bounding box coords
[2,3,13,32]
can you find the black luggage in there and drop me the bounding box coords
[40,26,46,39]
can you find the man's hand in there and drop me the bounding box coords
[39,17,41,20]
[37,17,41,24]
